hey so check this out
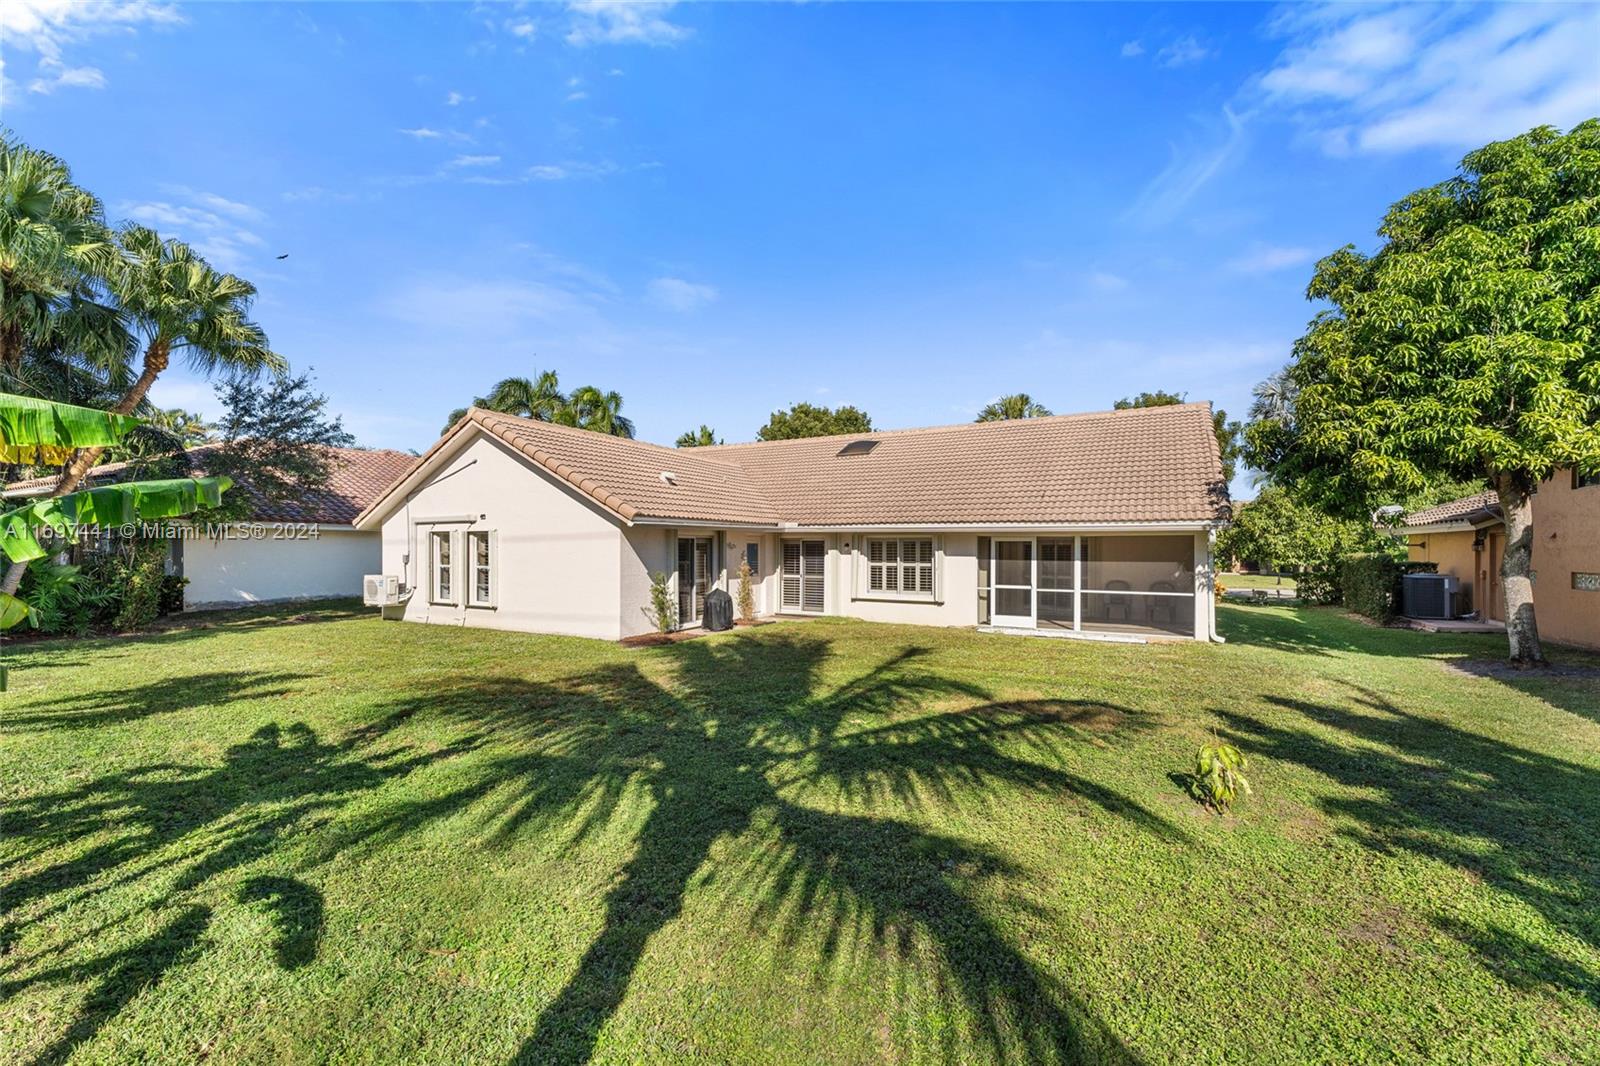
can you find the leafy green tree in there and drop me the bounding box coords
[676,425,720,447]
[1113,391,1242,483]
[0,134,118,375]
[202,373,356,520]
[976,394,1052,422]
[1214,486,1389,602]
[1248,121,1600,663]
[756,402,873,441]
[444,370,565,434]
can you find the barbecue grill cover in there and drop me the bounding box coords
[704,589,734,631]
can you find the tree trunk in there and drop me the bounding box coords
[0,340,170,596]
[1495,475,1545,667]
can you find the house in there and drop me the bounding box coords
[352,402,1230,643]
[1397,471,1600,650]
[4,445,417,608]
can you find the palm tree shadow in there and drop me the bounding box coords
[503,633,1162,1064]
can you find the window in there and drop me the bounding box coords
[431,530,455,604]
[1575,469,1600,490]
[467,530,495,607]
[865,538,934,597]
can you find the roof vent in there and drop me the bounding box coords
[659,471,677,485]
[837,440,879,456]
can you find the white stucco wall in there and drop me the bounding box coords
[181,527,378,606]
[828,533,982,627]
[377,432,627,640]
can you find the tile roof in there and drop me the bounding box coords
[1402,490,1501,527]
[4,445,418,526]
[360,402,1229,528]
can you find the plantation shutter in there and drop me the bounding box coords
[782,541,802,610]
[802,540,825,612]
[977,536,991,623]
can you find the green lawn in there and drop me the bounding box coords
[3,603,1597,1064]
[1217,572,1299,591]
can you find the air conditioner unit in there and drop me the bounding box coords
[363,574,401,606]
[1401,573,1456,620]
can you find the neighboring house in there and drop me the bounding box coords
[353,403,1230,643]
[1398,471,1600,650]
[4,445,417,608]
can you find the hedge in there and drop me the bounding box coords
[1340,553,1437,622]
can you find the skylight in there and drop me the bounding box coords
[837,440,879,456]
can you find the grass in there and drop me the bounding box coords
[3,602,1598,1065]
[1217,572,1299,591]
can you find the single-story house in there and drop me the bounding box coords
[4,445,417,608]
[352,402,1231,643]
[1398,471,1600,650]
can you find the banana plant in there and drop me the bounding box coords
[0,392,233,631]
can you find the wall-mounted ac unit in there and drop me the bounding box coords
[363,574,401,606]
[1401,573,1456,620]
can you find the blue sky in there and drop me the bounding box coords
[6,2,1598,495]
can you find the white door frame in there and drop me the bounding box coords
[991,537,1036,628]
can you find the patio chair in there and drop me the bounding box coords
[1147,580,1176,625]
[1103,579,1132,622]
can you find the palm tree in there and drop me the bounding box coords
[0,135,118,375]
[976,394,1052,422]
[443,370,566,434]
[1,226,283,595]
[1249,369,1298,424]
[675,425,720,447]
[148,407,214,444]
[562,385,635,438]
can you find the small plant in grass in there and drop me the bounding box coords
[642,571,677,634]
[736,559,755,623]
[1194,735,1253,813]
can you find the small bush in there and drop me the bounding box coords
[642,571,677,634]
[1294,566,1342,606]
[19,563,113,635]
[736,559,755,623]
[1193,738,1252,813]
[160,573,188,615]
[111,541,169,631]
[1341,554,1437,621]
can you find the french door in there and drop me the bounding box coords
[991,539,1035,627]
[677,537,712,626]
[781,540,826,613]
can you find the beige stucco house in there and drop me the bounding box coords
[1398,471,1600,650]
[353,403,1231,643]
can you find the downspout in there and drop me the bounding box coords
[1207,527,1226,643]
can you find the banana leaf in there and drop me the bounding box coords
[0,392,143,465]
[0,591,31,629]
[0,476,231,564]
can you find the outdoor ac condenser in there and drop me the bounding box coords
[363,574,401,607]
[1401,573,1456,620]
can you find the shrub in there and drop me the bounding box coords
[642,571,677,634]
[1341,554,1438,622]
[1193,737,1253,813]
[19,563,115,635]
[111,541,169,631]
[736,559,755,623]
[1294,566,1342,606]
[160,573,189,615]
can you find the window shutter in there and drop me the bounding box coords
[488,529,499,607]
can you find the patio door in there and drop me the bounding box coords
[677,536,712,626]
[991,538,1035,627]
[781,539,826,613]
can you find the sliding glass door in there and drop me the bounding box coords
[677,537,712,626]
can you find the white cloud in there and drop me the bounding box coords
[119,190,268,272]
[1,0,180,100]
[1158,34,1213,67]
[1120,40,1144,59]
[1087,271,1130,293]
[526,160,623,181]
[565,1,689,46]
[1128,106,1247,225]
[1224,244,1316,274]
[449,154,501,168]
[398,126,443,139]
[507,19,537,39]
[1257,3,1600,154]
[646,277,718,313]
[566,90,588,102]
[445,90,472,106]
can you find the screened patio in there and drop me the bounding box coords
[979,534,1199,639]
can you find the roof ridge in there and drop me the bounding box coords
[698,401,1215,451]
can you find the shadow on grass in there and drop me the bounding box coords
[0,670,308,732]
[1216,681,1600,1012]
[6,629,1176,1064]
